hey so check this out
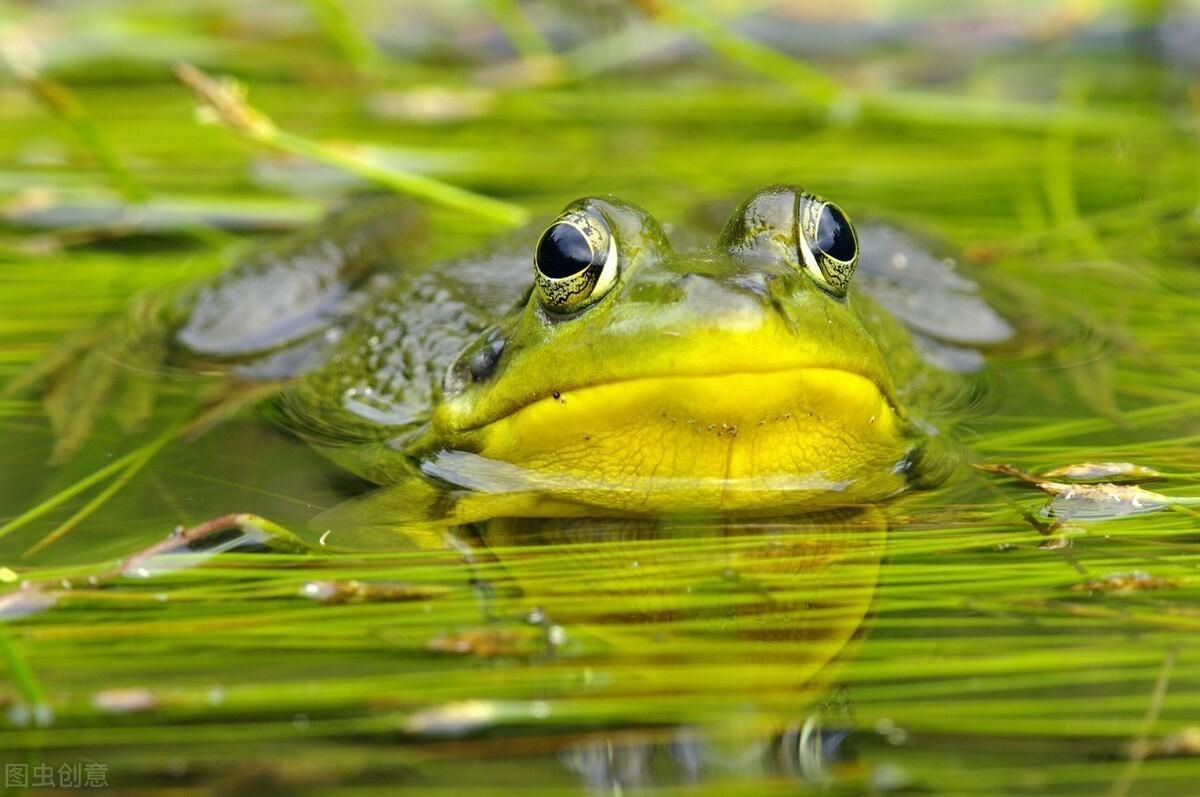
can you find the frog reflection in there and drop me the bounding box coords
[417,508,886,791]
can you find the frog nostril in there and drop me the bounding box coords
[467,337,506,382]
[444,334,506,396]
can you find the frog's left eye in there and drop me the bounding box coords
[796,193,858,296]
[533,209,619,313]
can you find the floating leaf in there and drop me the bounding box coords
[1036,481,1200,521]
[92,688,158,714]
[426,626,543,658]
[122,513,313,578]
[299,579,447,605]
[1069,571,1181,593]
[976,461,1161,485]
[367,87,494,123]
[1042,462,1161,482]
[403,699,550,737]
[1128,727,1200,761]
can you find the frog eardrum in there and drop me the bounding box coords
[533,207,619,312]
[796,192,858,296]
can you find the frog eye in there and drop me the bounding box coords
[796,193,858,296]
[533,209,619,313]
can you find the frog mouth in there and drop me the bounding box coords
[427,366,914,511]
[445,366,906,457]
[448,364,902,435]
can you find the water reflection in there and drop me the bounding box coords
[428,507,887,790]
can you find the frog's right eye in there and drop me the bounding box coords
[533,209,619,313]
[796,192,858,296]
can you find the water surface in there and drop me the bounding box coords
[2,2,1199,794]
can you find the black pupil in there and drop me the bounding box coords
[536,224,593,279]
[816,204,856,262]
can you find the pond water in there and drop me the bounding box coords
[1,2,1199,794]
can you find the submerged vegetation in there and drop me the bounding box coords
[1,0,1199,794]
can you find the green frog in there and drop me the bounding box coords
[13,185,1012,521]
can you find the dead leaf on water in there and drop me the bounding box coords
[977,462,1199,525]
[1042,462,1161,482]
[1127,726,1200,760]
[367,87,493,123]
[93,687,158,714]
[299,579,448,605]
[1069,571,1181,593]
[426,627,543,658]
[1036,481,1196,520]
[403,699,550,737]
[976,461,1161,484]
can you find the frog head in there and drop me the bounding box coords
[424,186,921,513]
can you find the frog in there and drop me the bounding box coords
[8,185,1013,523]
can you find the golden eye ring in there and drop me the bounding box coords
[796,192,859,296]
[533,209,619,312]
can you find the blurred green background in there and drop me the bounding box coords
[1,1,1200,795]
